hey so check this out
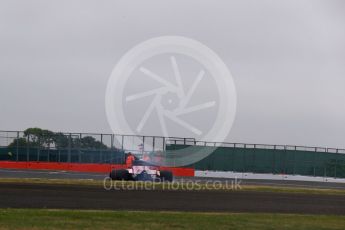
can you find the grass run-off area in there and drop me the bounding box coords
[1,177,345,196]
[0,209,345,230]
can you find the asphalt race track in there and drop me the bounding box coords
[1,168,345,214]
[0,182,345,214]
[1,168,345,190]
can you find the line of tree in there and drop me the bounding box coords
[8,128,108,150]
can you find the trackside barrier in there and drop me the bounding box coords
[160,166,194,177]
[0,161,195,177]
[1,130,345,178]
[167,144,345,178]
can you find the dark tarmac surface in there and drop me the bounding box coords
[1,169,345,214]
[1,168,345,190]
[0,182,345,214]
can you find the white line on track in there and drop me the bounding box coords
[0,169,106,177]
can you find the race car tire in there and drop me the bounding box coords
[159,170,173,182]
[110,169,130,181]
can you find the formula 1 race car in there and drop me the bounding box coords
[109,160,173,182]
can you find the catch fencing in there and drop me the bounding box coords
[0,130,187,164]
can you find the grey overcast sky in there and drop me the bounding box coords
[0,0,344,148]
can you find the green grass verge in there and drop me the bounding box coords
[1,177,345,195]
[0,209,344,230]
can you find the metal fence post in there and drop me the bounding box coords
[100,134,103,163]
[233,143,236,172]
[68,133,71,163]
[335,159,337,178]
[283,145,287,174]
[79,133,82,163]
[37,145,40,162]
[273,145,276,173]
[313,147,317,177]
[121,135,126,163]
[16,131,19,161]
[26,135,29,162]
[253,144,256,172]
[110,134,114,164]
[121,135,124,151]
[47,143,50,162]
[111,134,114,149]
[152,136,155,152]
[243,144,246,172]
[293,146,296,175]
